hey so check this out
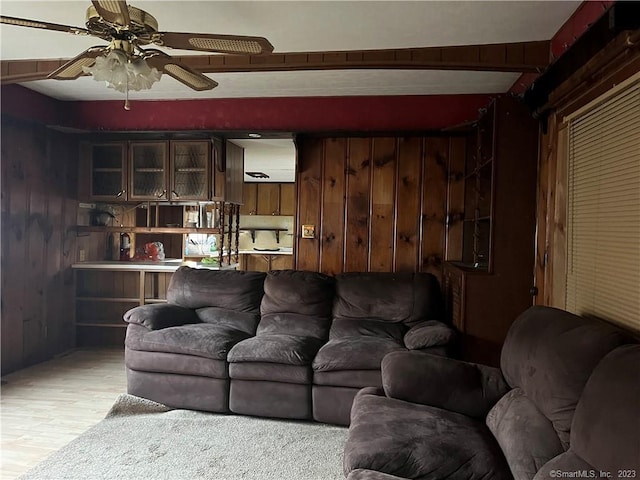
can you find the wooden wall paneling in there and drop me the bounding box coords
[43,132,77,357]
[445,136,467,262]
[369,138,397,272]
[23,128,49,367]
[319,138,346,275]
[421,137,449,280]
[1,122,28,374]
[344,138,371,272]
[394,137,423,272]
[1,120,78,373]
[535,116,554,305]
[256,183,280,215]
[550,121,569,309]
[295,138,323,271]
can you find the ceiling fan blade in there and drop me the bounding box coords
[91,0,130,27]
[144,51,218,91]
[153,32,274,55]
[48,47,109,80]
[0,15,89,35]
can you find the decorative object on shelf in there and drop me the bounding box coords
[89,207,115,226]
[119,232,131,261]
[132,242,165,262]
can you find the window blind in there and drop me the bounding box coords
[565,78,640,332]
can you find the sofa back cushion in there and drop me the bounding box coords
[570,344,639,473]
[167,267,266,313]
[258,270,335,338]
[500,306,629,449]
[333,272,443,325]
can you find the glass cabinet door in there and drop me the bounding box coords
[129,142,168,200]
[170,141,210,201]
[90,143,127,200]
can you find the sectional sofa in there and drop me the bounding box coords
[344,306,639,480]
[123,267,455,425]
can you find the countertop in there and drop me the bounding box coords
[72,260,237,271]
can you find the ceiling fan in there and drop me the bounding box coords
[0,0,274,107]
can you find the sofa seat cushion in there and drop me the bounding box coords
[313,337,405,372]
[125,348,228,378]
[314,369,382,388]
[125,323,251,360]
[195,307,260,335]
[229,362,311,384]
[344,388,511,480]
[228,334,325,366]
[257,313,330,340]
[329,319,406,342]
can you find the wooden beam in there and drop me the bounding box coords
[1,41,550,85]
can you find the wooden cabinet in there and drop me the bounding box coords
[257,184,280,215]
[240,183,258,215]
[170,140,210,201]
[82,136,242,203]
[74,267,174,346]
[224,140,244,204]
[240,254,293,272]
[241,183,296,216]
[129,141,169,200]
[443,96,538,366]
[279,183,296,216]
[86,142,127,201]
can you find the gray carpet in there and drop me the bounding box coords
[20,394,348,480]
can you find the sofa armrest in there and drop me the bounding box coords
[124,304,200,330]
[347,469,409,480]
[403,320,456,349]
[381,351,510,418]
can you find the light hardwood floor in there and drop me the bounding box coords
[1,348,127,480]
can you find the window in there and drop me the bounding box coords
[565,76,639,331]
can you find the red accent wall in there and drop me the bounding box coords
[509,0,615,94]
[2,85,493,132]
[1,84,61,125]
[550,1,615,60]
[63,94,493,132]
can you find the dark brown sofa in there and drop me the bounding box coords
[344,306,639,480]
[123,267,454,425]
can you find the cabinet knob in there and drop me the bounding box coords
[157,189,167,199]
[115,190,125,198]
[530,286,539,296]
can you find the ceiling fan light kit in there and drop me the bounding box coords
[0,0,274,110]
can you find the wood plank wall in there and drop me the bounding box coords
[1,117,79,374]
[295,135,468,278]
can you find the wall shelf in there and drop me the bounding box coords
[75,226,221,235]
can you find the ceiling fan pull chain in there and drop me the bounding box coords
[124,80,131,111]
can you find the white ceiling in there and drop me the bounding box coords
[1,1,580,101]
[1,1,581,181]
